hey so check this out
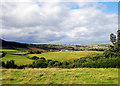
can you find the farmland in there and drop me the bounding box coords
[1,51,103,65]
[1,38,119,84]
[0,49,18,52]
[2,68,118,84]
[27,51,103,62]
[1,54,33,65]
[1,48,118,84]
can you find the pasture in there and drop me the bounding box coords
[27,51,103,62]
[1,51,103,65]
[2,68,118,84]
[1,54,33,65]
[0,49,18,52]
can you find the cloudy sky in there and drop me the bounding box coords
[1,0,118,44]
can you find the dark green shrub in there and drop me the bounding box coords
[47,59,52,63]
[0,52,6,58]
[36,51,41,54]
[48,61,56,67]
[32,59,48,68]
[74,59,79,62]
[18,65,26,69]
[2,61,5,67]
[31,56,39,60]
[62,61,69,68]
[2,53,6,57]
[40,57,46,61]
[5,60,18,68]
[29,51,34,54]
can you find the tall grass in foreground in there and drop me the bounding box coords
[2,68,118,84]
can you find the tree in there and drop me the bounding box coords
[113,30,120,51]
[110,30,120,45]
[116,30,120,46]
[104,30,120,57]
[110,33,116,45]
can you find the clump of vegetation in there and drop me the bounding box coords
[2,60,18,68]
[0,52,6,58]
[2,60,27,69]
[104,30,120,58]
[27,56,39,60]
[29,51,42,54]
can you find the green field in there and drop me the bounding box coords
[1,54,33,65]
[2,68,118,84]
[27,51,103,62]
[0,49,18,52]
[1,51,103,65]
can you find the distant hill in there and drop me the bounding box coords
[0,39,28,48]
[0,38,109,51]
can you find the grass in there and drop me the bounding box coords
[14,52,28,54]
[27,51,103,62]
[1,54,33,65]
[1,50,103,65]
[2,68,118,84]
[0,48,32,52]
[0,49,18,52]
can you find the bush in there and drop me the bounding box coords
[31,56,39,60]
[17,65,26,69]
[0,53,6,58]
[48,61,56,67]
[5,60,18,68]
[32,59,48,68]
[29,51,34,54]
[62,61,69,68]
[36,51,41,54]
[2,61,5,67]
[40,57,46,61]
[47,59,52,63]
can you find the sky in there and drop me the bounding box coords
[0,0,118,44]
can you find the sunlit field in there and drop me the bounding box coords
[1,54,33,65]
[1,51,103,65]
[27,51,103,62]
[0,49,18,52]
[2,68,118,84]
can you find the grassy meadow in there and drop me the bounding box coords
[0,49,18,52]
[1,54,33,65]
[2,68,118,84]
[27,51,103,62]
[1,51,103,65]
[1,47,118,84]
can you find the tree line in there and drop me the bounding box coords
[1,54,119,69]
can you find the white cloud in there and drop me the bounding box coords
[1,1,118,44]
